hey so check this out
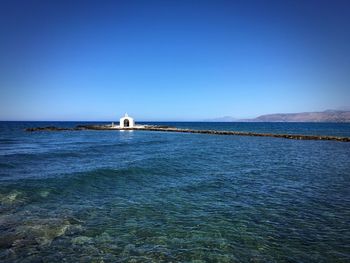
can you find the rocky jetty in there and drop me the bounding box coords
[139,127,350,142]
[26,125,114,132]
[25,126,74,132]
[25,125,350,142]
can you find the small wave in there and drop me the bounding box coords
[66,167,153,183]
[0,139,19,145]
[83,139,166,152]
[84,142,130,152]
[0,166,155,193]
[0,163,16,169]
[0,150,82,159]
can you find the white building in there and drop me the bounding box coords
[119,113,135,128]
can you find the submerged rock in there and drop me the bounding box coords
[38,190,50,198]
[0,233,19,249]
[95,232,113,243]
[0,190,25,205]
[14,219,72,247]
[72,236,93,245]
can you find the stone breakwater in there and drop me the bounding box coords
[25,125,350,142]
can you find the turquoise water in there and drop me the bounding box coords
[0,122,350,262]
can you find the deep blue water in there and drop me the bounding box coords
[0,122,349,262]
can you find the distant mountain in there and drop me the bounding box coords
[248,110,350,122]
[208,110,350,122]
[335,106,350,111]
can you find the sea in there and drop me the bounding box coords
[0,122,349,262]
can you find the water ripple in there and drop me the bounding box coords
[0,122,349,262]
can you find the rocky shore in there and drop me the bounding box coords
[25,125,350,142]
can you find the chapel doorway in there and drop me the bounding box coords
[124,119,130,127]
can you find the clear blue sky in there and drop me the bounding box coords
[0,0,349,121]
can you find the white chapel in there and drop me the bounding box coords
[119,113,135,128]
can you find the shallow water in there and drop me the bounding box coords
[0,122,349,262]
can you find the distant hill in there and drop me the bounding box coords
[246,110,350,122]
[208,110,350,122]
